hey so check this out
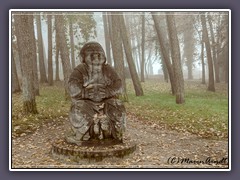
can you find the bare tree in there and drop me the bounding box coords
[222,15,229,83]
[55,48,60,81]
[216,13,229,83]
[166,14,185,104]
[145,43,154,78]
[14,13,38,114]
[152,13,176,95]
[11,19,21,93]
[54,16,60,81]
[125,14,141,74]
[118,13,144,96]
[11,49,21,93]
[29,15,40,95]
[207,14,220,83]
[48,14,53,86]
[201,33,206,84]
[193,15,206,84]
[162,59,169,82]
[107,12,113,45]
[182,16,195,80]
[13,17,23,76]
[201,13,215,92]
[69,17,76,69]
[55,14,72,98]
[109,13,127,100]
[141,13,146,82]
[102,12,112,66]
[36,14,48,83]
[14,14,39,95]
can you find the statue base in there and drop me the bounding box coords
[51,138,137,162]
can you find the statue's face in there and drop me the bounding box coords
[84,49,105,66]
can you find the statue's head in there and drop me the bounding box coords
[80,41,106,66]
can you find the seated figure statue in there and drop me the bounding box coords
[65,41,126,145]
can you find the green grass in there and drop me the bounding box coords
[12,82,71,137]
[125,79,228,140]
[11,79,229,140]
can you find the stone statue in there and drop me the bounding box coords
[65,41,126,145]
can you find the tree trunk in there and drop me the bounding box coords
[118,13,144,96]
[216,14,228,83]
[48,14,53,86]
[131,15,143,77]
[223,15,229,83]
[141,13,145,82]
[133,40,141,75]
[14,17,23,76]
[137,39,142,75]
[127,16,140,75]
[166,14,185,104]
[162,59,169,83]
[155,42,168,82]
[132,40,140,74]
[145,44,153,78]
[43,40,48,72]
[107,13,113,65]
[15,51,22,83]
[224,45,229,83]
[110,13,127,101]
[102,13,112,66]
[55,14,72,98]
[183,26,194,80]
[201,13,215,92]
[201,36,206,84]
[29,15,40,95]
[36,14,48,83]
[14,13,38,114]
[135,22,142,76]
[55,47,60,81]
[207,15,220,83]
[55,16,60,81]
[69,17,76,69]
[152,13,176,95]
[11,50,21,93]
[216,31,222,82]
[147,47,153,76]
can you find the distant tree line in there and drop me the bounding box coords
[11,11,229,113]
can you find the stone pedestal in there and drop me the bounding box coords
[52,138,136,162]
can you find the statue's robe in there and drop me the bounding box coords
[67,63,126,143]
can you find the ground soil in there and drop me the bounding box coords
[12,113,228,169]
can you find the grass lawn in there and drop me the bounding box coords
[11,79,229,140]
[11,82,71,137]
[125,79,228,140]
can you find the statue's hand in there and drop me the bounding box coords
[84,85,94,99]
[85,84,94,89]
[84,84,107,101]
[98,86,107,99]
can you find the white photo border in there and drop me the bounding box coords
[9,9,231,171]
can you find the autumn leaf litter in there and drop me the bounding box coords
[12,113,228,169]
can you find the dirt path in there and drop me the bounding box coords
[12,114,228,169]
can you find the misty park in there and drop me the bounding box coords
[10,10,229,169]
